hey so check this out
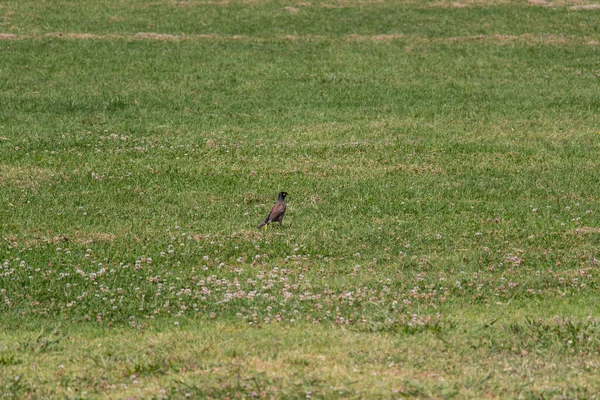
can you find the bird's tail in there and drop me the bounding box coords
[257,221,268,229]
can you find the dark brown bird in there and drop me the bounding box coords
[257,192,288,229]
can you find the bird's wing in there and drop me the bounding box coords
[267,202,286,221]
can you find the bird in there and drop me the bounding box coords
[257,192,288,229]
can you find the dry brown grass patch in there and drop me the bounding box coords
[0,165,55,187]
[430,0,511,7]
[284,6,301,13]
[429,33,572,45]
[44,32,107,39]
[318,0,385,8]
[134,32,181,41]
[528,0,552,6]
[345,33,582,46]
[190,233,213,241]
[5,232,116,248]
[344,33,404,42]
[570,4,600,9]
[280,34,301,40]
[430,1,468,7]
[309,195,322,205]
[371,34,405,41]
[166,0,268,6]
[168,0,228,5]
[529,0,600,6]
[574,227,600,234]
[2,32,596,47]
[0,33,19,40]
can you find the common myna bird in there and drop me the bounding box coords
[257,192,288,229]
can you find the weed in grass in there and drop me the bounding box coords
[0,353,21,366]
[506,317,600,352]
[124,357,174,377]
[18,327,66,354]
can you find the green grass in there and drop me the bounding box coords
[2,320,600,398]
[1,0,600,398]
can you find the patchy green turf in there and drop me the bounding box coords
[3,318,600,399]
[1,0,600,398]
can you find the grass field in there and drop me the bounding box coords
[1,0,600,398]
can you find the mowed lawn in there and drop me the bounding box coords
[1,0,600,398]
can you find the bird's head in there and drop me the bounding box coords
[278,191,288,200]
